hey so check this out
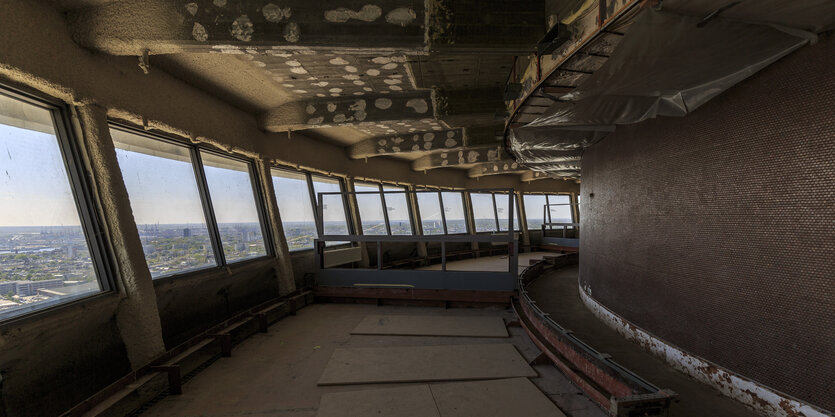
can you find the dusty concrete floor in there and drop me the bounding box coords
[139,301,607,417]
[527,266,761,417]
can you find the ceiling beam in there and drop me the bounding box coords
[66,0,546,56]
[520,169,582,182]
[467,160,526,178]
[260,92,434,132]
[348,128,467,159]
[411,145,503,171]
[66,0,425,55]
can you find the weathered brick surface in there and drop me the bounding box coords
[579,34,835,411]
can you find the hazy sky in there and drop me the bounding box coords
[0,124,84,227]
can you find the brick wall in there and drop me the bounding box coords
[579,34,835,410]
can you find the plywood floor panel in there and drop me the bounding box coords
[431,378,567,417]
[317,343,537,386]
[317,385,440,417]
[351,315,509,337]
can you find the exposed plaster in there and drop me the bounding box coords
[324,5,382,23]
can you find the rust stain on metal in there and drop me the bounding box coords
[778,399,807,417]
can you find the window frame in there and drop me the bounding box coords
[439,190,469,235]
[0,85,118,323]
[109,122,275,274]
[309,173,354,238]
[270,167,318,253]
[381,183,415,236]
[353,181,389,236]
[469,192,500,233]
[523,193,575,231]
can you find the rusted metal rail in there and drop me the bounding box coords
[514,259,676,416]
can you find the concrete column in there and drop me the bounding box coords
[73,104,165,368]
[255,159,296,295]
[516,192,531,250]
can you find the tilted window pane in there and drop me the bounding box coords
[0,94,100,320]
[523,194,548,230]
[112,129,216,277]
[471,193,497,232]
[355,182,386,236]
[383,185,412,235]
[312,176,350,238]
[496,193,520,231]
[200,151,268,262]
[547,194,573,223]
[271,169,315,251]
[441,192,467,234]
[416,192,444,235]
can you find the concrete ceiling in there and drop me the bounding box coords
[56,0,555,179]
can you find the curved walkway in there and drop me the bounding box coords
[527,265,760,417]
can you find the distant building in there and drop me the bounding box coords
[183,228,191,238]
[13,279,64,296]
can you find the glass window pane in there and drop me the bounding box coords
[112,129,216,277]
[200,151,267,262]
[547,194,573,223]
[271,169,315,251]
[312,175,349,238]
[524,194,547,230]
[471,193,497,233]
[355,182,386,235]
[0,93,100,320]
[383,185,412,235]
[441,192,467,234]
[496,193,520,231]
[416,192,444,235]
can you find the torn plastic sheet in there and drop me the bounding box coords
[524,161,582,172]
[512,149,584,165]
[531,9,810,128]
[508,125,612,154]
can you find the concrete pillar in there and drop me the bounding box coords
[73,104,165,368]
[516,192,531,250]
[255,159,296,295]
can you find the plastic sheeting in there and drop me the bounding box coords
[509,6,819,175]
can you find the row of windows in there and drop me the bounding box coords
[0,87,577,321]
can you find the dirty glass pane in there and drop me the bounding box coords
[355,182,386,235]
[312,175,350,243]
[496,193,520,231]
[271,169,315,251]
[112,128,216,277]
[0,93,100,320]
[416,192,444,235]
[441,192,468,234]
[383,185,412,235]
[523,194,548,230]
[547,194,573,223]
[200,151,267,262]
[471,193,497,233]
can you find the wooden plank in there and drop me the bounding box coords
[351,315,509,338]
[317,344,537,386]
[316,385,440,417]
[431,378,567,417]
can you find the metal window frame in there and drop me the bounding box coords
[382,183,415,236]
[0,85,118,323]
[415,190,445,236]
[315,188,519,292]
[269,167,318,252]
[309,173,354,242]
[109,122,275,272]
[469,192,500,233]
[353,181,389,236]
[440,191,469,235]
[197,147,276,263]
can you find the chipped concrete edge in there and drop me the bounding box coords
[578,286,833,417]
